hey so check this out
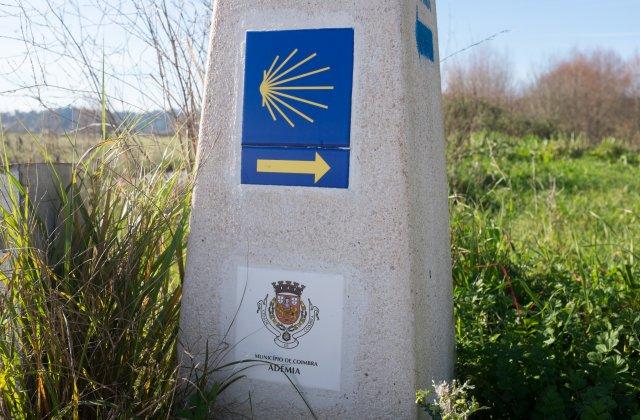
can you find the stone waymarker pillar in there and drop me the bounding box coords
[181,0,453,417]
[0,164,72,233]
[0,164,72,275]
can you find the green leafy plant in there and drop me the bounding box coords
[450,133,640,419]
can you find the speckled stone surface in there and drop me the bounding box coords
[180,0,453,417]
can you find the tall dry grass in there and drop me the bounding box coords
[0,132,191,418]
[0,129,309,418]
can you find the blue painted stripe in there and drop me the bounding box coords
[421,0,431,10]
[415,16,434,62]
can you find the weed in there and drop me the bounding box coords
[416,380,486,420]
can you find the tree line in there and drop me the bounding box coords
[443,48,640,145]
[1,107,173,135]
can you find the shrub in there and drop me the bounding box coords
[444,96,557,145]
[526,49,639,144]
[443,47,640,145]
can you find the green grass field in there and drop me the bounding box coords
[449,134,639,418]
[1,132,179,165]
[1,131,638,418]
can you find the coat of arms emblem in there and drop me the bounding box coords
[257,281,319,349]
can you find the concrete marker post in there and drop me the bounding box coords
[0,163,72,280]
[181,1,453,417]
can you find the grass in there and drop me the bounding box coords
[0,132,192,418]
[1,130,638,418]
[0,130,306,419]
[449,133,640,418]
[2,132,177,166]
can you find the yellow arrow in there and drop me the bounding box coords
[256,152,331,183]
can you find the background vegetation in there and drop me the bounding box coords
[1,1,639,418]
[444,48,639,418]
[0,136,193,418]
[444,48,640,146]
[449,133,639,418]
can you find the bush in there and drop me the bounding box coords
[525,49,640,145]
[443,48,640,145]
[444,96,557,145]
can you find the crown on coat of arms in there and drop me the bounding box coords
[272,281,305,296]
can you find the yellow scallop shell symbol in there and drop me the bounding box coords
[259,49,334,127]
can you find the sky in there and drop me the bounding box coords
[438,0,640,82]
[0,0,638,112]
